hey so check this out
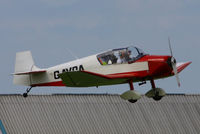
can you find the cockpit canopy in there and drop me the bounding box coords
[97,46,147,65]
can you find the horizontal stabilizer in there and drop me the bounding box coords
[13,70,46,75]
[13,50,46,86]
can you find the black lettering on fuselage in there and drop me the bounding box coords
[54,65,85,79]
[79,65,84,71]
[62,68,69,73]
[69,67,72,71]
[73,66,78,71]
[54,71,60,79]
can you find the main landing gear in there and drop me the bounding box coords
[23,86,33,98]
[120,79,166,103]
[145,79,166,101]
[120,80,141,103]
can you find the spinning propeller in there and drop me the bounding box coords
[168,37,180,87]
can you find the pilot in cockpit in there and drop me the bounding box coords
[125,50,132,61]
[117,50,127,63]
[97,46,146,65]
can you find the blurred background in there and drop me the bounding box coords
[0,0,199,95]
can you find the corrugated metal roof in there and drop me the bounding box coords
[0,94,200,134]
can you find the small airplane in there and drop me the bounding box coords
[13,39,191,103]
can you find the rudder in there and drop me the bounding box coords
[14,51,35,86]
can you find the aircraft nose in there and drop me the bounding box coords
[167,56,173,68]
[167,56,178,68]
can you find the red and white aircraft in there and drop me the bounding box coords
[13,40,191,103]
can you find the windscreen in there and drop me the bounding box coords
[97,46,146,65]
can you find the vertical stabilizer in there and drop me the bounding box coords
[15,51,34,73]
[14,51,34,86]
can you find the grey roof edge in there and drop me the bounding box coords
[0,93,200,96]
[1,93,200,133]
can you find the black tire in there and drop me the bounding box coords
[153,96,162,101]
[23,93,28,98]
[128,99,138,103]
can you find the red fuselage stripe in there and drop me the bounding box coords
[32,81,65,87]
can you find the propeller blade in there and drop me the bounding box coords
[172,61,181,87]
[168,37,173,57]
[168,37,180,87]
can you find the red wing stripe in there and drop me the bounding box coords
[82,71,112,79]
[83,70,148,79]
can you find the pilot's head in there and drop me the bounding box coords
[128,50,131,55]
[119,51,125,58]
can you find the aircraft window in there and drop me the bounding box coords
[97,51,118,65]
[116,49,129,64]
[137,47,146,55]
[97,46,146,65]
[126,46,147,63]
[127,46,139,62]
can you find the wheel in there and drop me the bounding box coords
[23,93,28,98]
[153,96,162,101]
[128,99,138,103]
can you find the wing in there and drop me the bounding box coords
[58,71,131,87]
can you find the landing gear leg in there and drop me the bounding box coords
[150,79,156,89]
[23,87,33,98]
[128,80,137,103]
[150,79,162,101]
[129,80,134,91]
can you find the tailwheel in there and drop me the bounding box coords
[23,93,28,98]
[22,87,33,98]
